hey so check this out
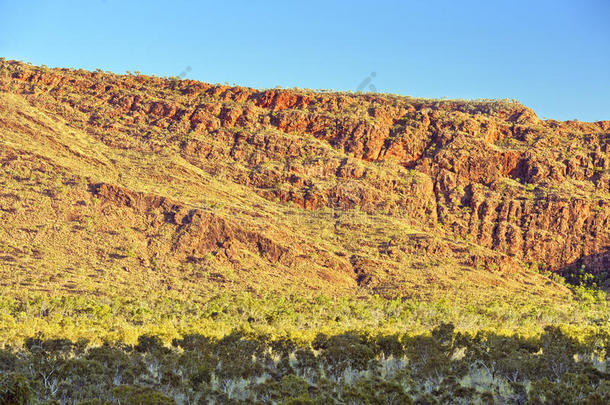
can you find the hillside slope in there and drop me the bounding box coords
[0,60,608,306]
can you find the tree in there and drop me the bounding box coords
[342,377,412,404]
[539,326,580,381]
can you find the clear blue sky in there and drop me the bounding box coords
[1,0,609,121]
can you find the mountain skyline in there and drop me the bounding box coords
[1,0,609,121]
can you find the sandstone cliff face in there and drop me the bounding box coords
[1,59,608,275]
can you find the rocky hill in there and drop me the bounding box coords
[0,59,608,301]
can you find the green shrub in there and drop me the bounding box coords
[0,373,32,405]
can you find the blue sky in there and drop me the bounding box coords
[1,0,609,121]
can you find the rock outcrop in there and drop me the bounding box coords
[1,59,608,277]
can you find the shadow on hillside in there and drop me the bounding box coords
[559,248,610,290]
[561,249,610,273]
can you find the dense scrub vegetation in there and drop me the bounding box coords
[0,264,606,404]
[0,271,607,404]
[0,281,606,348]
[1,325,609,404]
[0,275,606,403]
